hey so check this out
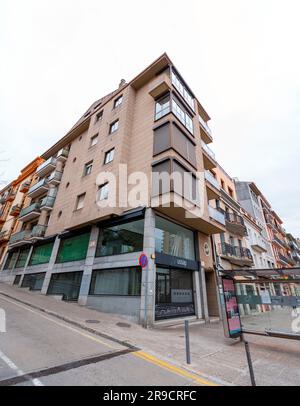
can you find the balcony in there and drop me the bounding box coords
[28,178,49,198]
[273,235,288,249]
[30,225,47,240]
[199,116,213,144]
[20,180,31,193]
[40,195,56,211]
[201,140,217,170]
[36,157,57,177]
[47,171,62,186]
[205,171,220,200]
[149,73,171,99]
[0,191,16,204]
[0,230,9,242]
[9,230,32,246]
[251,241,267,253]
[208,206,226,226]
[278,253,291,267]
[10,204,22,217]
[225,212,248,237]
[57,148,69,162]
[219,243,253,267]
[19,203,41,222]
[0,209,6,225]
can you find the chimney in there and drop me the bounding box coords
[119,79,126,88]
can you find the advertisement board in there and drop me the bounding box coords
[222,277,242,338]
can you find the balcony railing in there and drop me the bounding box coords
[28,178,49,197]
[10,230,31,245]
[205,171,220,190]
[30,225,47,239]
[57,148,69,161]
[36,157,56,177]
[201,140,216,160]
[40,195,56,210]
[0,230,8,241]
[225,212,245,226]
[10,204,22,217]
[273,235,288,249]
[20,180,31,193]
[219,243,253,261]
[199,116,212,136]
[209,206,226,225]
[47,171,62,185]
[278,253,291,265]
[19,202,41,219]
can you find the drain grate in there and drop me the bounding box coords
[116,322,131,328]
[85,320,100,324]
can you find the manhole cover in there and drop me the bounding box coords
[85,320,100,324]
[116,322,131,328]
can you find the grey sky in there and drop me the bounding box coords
[1,0,299,236]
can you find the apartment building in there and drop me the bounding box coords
[286,233,300,266]
[0,158,43,267]
[0,53,227,326]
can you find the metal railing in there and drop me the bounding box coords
[273,235,288,248]
[10,230,31,244]
[201,140,216,160]
[225,212,245,226]
[219,243,253,260]
[19,202,40,218]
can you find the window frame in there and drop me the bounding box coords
[98,183,109,201]
[75,193,86,211]
[109,120,119,134]
[90,134,99,147]
[83,161,93,177]
[104,148,115,165]
[113,95,123,109]
[95,110,103,123]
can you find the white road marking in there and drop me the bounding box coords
[0,348,44,386]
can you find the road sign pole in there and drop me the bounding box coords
[144,263,149,329]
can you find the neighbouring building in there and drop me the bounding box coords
[286,233,300,266]
[0,53,227,326]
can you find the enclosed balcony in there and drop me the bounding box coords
[40,195,56,211]
[36,157,57,177]
[199,116,213,144]
[9,230,31,247]
[201,140,217,170]
[205,171,220,200]
[47,171,62,186]
[57,148,69,162]
[20,180,31,193]
[225,212,248,237]
[30,225,47,240]
[218,243,253,267]
[28,178,49,198]
[10,204,22,217]
[208,206,226,226]
[19,202,41,222]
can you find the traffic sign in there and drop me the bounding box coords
[139,253,148,268]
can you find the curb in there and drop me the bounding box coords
[0,291,139,351]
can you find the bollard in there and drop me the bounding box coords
[244,340,256,386]
[185,320,191,365]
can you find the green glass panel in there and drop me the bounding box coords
[4,251,18,270]
[15,247,30,268]
[29,242,54,266]
[56,232,90,263]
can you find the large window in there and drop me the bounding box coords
[155,216,195,260]
[155,93,194,134]
[15,247,30,268]
[96,218,144,257]
[171,69,195,111]
[29,242,54,266]
[4,251,18,270]
[56,232,90,263]
[90,267,141,296]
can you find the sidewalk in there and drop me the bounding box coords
[1,283,300,386]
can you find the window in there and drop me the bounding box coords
[155,94,171,120]
[15,247,30,268]
[29,243,54,266]
[104,148,115,164]
[228,187,234,198]
[95,110,103,123]
[114,95,123,109]
[221,179,225,190]
[98,183,109,201]
[76,193,86,210]
[56,232,90,263]
[171,69,195,111]
[109,120,119,134]
[89,267,141,296]
[155,216,195,261]
[84,161,93,176]
[90,134,98,147]
[96,218,144,257]
[4,251,18,270]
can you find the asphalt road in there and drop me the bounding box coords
[0,295,214,386]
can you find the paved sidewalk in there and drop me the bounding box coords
[1,283,300,386]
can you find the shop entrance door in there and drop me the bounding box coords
[155,267,195,320]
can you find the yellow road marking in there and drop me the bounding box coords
[0,294,219,386]
[134,351,218,386]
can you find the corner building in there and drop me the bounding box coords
[1,54,226,326]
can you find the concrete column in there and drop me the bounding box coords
[41,236,61,295]
[199,265,209,321]
[193,270,202,319]
[140,208,156,328]
[38,209,48,226]
[0,251,9,272]
[18,245,34,287]
[78,226,100,306]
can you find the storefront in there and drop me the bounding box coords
[154,216,199,320]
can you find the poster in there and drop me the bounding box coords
[222,278,242,338]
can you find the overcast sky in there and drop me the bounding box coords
[1,0,299,236]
